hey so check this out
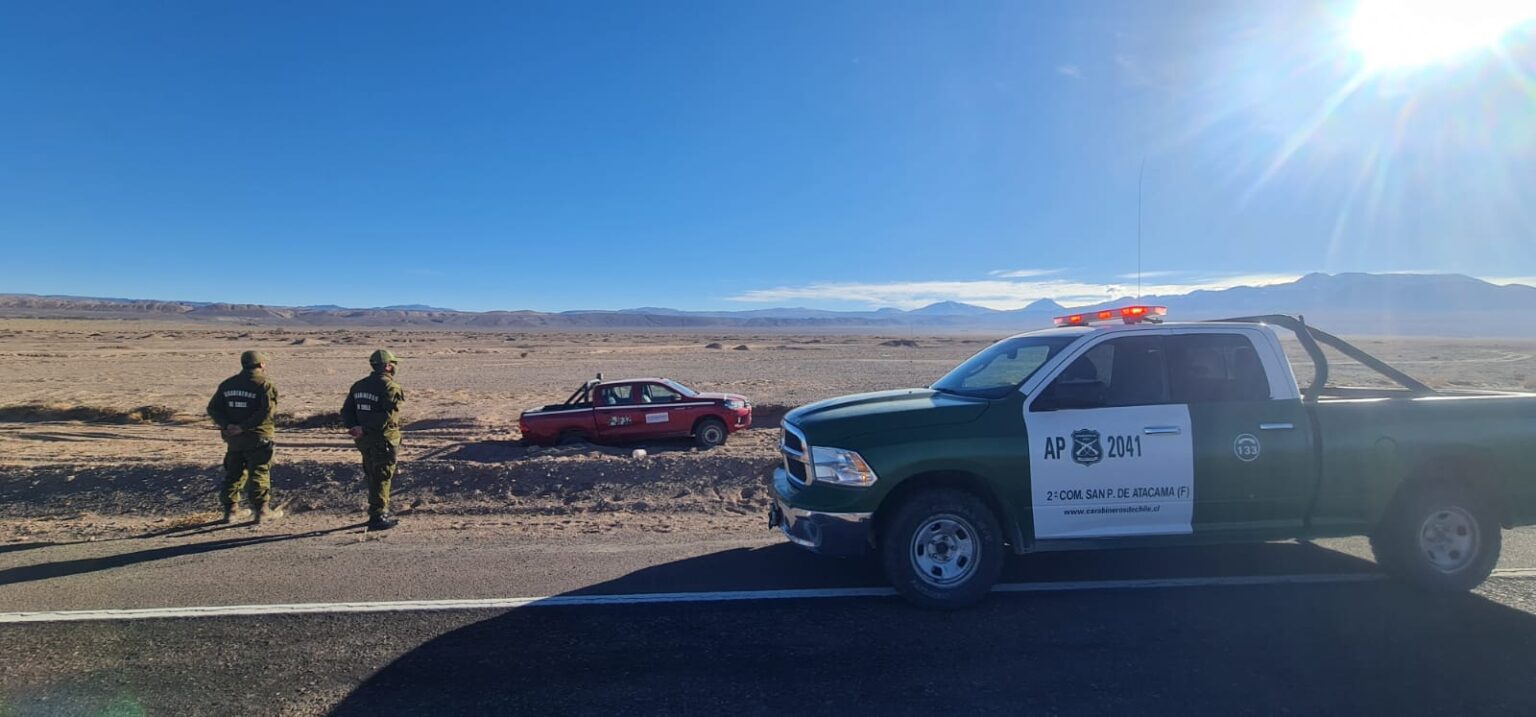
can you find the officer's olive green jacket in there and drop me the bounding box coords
[342,371,406,443]
[207,369,278,441]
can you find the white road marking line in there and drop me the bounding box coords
[992,572,1384,593]
[3,568,1530,624]
[0,571,1420,624]
[0,588,896,624]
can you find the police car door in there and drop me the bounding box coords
[1025,333,1195,539]
[1166,329,1314,535]
[595,383,646,440]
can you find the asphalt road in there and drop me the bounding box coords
[3,519,1536,716]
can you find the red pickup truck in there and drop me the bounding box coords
[519,376,753,448]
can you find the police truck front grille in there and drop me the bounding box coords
[780,422,812,485]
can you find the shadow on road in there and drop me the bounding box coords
[0,541,63,556]
[0,523,367,587]
[329,542,1536,714]
[0,519,233,555]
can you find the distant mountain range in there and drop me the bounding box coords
[3,273,1534,336]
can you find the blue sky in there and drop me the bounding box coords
[2,1,1533,311]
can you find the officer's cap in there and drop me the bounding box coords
[240,350,268,368]
[369,349,400,366]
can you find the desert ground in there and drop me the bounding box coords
[1,319,1534,542]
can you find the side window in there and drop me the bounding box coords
[641,384,681,404]
[1167,333,1272,403]
[599,385,635,406]
[1034,336,1168,411]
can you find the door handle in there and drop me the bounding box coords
[1143,426,1182,436]
[1259,423,1295,430]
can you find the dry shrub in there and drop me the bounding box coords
[127,405,183,423]
[0,402,188,424]
[275,411,345,429]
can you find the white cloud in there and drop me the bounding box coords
[1113,270,1184,280]
[1056,64,1083,79]
[1486,276,1536,287]
[729,273,1302,311]
[1139,273,1302,295]
[988,268,1064,278]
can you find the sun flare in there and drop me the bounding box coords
[1350,0,1535,69]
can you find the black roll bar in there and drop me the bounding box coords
[1211,314,1435,401]
[562,379,597,407]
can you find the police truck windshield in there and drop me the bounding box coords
[931,336,1078,399]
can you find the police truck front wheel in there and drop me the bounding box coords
[881,489,1004,610]
[694,418,727,449]
[1372,480,1501,592]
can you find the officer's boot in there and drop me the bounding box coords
[367,512,398,531]
[253,503,284,524]
[220,505,237,525]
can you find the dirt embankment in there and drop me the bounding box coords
[0,443,779,523]
[0,408,790,538]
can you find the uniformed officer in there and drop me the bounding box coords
[341,349,406,530]
[206,350,282,524]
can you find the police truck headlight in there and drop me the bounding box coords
[809,446,879,487]
[724,399,747,410]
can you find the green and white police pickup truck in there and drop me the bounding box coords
[768,308,1536,608]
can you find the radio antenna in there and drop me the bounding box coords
[1136,155,1146,302]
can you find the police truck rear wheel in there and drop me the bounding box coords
[694,418,727,449]
[881,489,1004,610]
[556,431,587,447]
[1373,480,1500,592]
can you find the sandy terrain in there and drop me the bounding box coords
[1,318,1532,542]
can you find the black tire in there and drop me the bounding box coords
[694,418,728,449]
[880,488,1005,610]
[1371,480,1500,592]
[556,431,588,447]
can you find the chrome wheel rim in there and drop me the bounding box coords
[1419,506,1479,573]
[911,513,979,587]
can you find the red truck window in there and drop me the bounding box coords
[599,385,636,406]
[641,384,681,404]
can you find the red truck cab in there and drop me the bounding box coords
[519,376,752,448]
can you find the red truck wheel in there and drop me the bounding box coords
[694,418,727,448]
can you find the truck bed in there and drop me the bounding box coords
[1308,390,1536,531]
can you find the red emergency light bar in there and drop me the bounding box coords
[1053,305,1167,327]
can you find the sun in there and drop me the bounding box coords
[1350,0,1536,70]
